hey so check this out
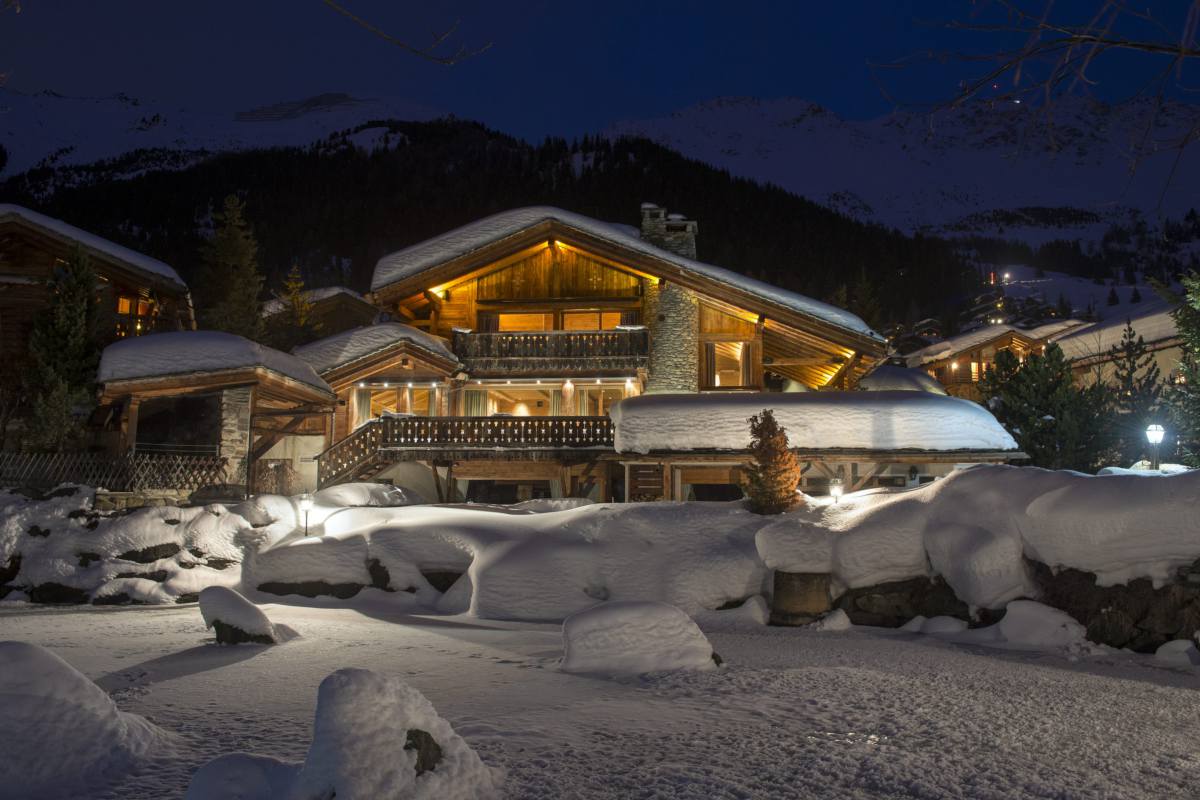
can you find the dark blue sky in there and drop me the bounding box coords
[1,1,1195,140]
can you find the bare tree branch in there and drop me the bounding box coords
[320,0,490,65]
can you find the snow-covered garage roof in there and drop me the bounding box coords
[261,286,368,317]
[0,204,186,290]
[371,206,882,342]
[610,391,1019,454]
[292,322,458,375]
[99,331,331,394]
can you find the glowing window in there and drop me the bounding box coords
[497,313,554,332]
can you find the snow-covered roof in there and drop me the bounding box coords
[261,286,368,317]
[98,331,331,394]
[292,322,457,375]
[905,320,1085,367]
[1051,305,1180,362]
[610,391,1019,454]
[0,204,186,289]
[371,206,882,342]
[858,364,947,394]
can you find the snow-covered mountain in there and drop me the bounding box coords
[0,89,442,175]
[608,96,1200,241]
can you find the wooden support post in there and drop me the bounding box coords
[119,397,141,454]
[430,461,445,503]
[444,461,456,503]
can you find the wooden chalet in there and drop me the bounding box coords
[0,204,194,368]
[905,320,1085,401]
[262,286,379,337]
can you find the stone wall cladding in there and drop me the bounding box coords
[219,387,252,487]
[645,281,699,393]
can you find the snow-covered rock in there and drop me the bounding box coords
[919,615,970,635]
[560,601,719,676]
[993,600,1089,649]
[810,608,853,631]
[292,668,499,800]
[0,641,171,799]
[313,481,425,508]
[1154,639,1200,667]
[199,586,295,644]
[184,753,299,800]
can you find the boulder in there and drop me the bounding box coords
[257,580,363,599]
[835,576,968,627]
[117,542,181,564]
[769,571,830,625]
[199,587,293,645]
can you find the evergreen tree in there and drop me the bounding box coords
[266,264,324,350]
[1167,272,1200,464]
[849,269,883,330]
[979,345,1116,472]
[1109,321,1162,465]
[1130,286,1142,304]
[23,246,100,451]
[1055,293,1072,318]
[743,409,802,514]
[1107,286,1120,306]
[196,195,265,341]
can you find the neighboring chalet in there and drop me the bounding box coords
[0,205,194,366]
[96,204,1024,501]
[906,320,1086,400]
[261,286,378,337]
[1053,305,1184,387]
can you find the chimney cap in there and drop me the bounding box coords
[640,202,662,210]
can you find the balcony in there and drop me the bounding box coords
[451,328,648,376]
[317,415,615,486]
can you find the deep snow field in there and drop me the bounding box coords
[3,595,1200,800]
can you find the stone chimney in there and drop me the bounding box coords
[640,202,698,260]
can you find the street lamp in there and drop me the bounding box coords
[298,493,314,536]
[829,478,844,504]
[1146,424,1165,471]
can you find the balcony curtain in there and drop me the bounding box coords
[352,388,372,429]
[549,389,562,415]
[464,389,488,416]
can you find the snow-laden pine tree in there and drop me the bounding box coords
[1168,272,1200,465]
[267,264,323,350]
[1108,320,1162,466]
[743,409,802,514]
[979,344,1116,472]
[197,195,265,341]
[23,246,99,451]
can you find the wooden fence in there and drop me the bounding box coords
[0,451,230,493]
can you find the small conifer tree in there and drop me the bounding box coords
[1167,272,1200,464]
[743,409,802,514]
[196,195,265,341]
[267,264,323,349]
[1109,321,1162,465]
[1107,286,1120,306]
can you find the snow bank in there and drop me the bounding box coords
[249,501,767,621]
[0,641,171,799]
[98,331,331,393]
[987,601,1089,649]
[293,668,500,800]
[610,391,1019,453]
[199,586,295,643]
[0,488,248,605]
[757,465,1200,609]
[292,322,457,374]
[314,481,426,508]
[370,206,881,340]
[560,601,718,676]
[1155,639,1200,667]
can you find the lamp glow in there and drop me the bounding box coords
[297,493,314,536]
[1147,423,1166,471]
[829,478,844,504]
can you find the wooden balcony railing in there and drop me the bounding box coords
[317,415,615,487]
[451,328,648,374]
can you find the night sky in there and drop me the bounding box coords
[1,1,1196,141]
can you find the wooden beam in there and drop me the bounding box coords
[249,415,307,462]
[849,463,888,492]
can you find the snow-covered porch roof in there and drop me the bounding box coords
[609,392,1021,456]
[98,331,334,402]
[292,323,459,390]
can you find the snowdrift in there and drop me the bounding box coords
[186,668,500,800]
[0,487,248,605]
[560,601,719,676]
[0,641,172,799]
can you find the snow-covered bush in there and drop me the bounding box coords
[186,668,500,800]
[314,481,425,508]
[0,487,246,605]
[560,601,719,676]
[199,586,295,644]
[0,641,171,799]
